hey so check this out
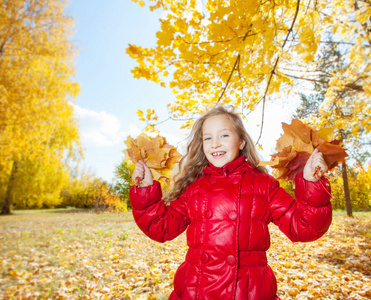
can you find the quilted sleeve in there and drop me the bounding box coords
[269,173,332,242]
[129,181,191,243]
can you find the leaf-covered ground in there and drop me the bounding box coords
[0,209,370,299]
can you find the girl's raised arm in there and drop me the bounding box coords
[130,161,190,243]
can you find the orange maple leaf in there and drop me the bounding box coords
[260,119,348,180]
[124,133,182,184]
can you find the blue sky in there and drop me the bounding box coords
[68,0,296,182]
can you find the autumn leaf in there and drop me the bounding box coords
[317,140,347,170]
[260,119,347,180]
[124,133,181,184]
[284,151,312,180]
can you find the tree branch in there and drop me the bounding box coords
[280,71,330,84]
[216,27,253,103]
[183,32,260,46]
[217,55,240,103]
[255,57,280,145]
[281,71,365,92]
[255,0,301,145]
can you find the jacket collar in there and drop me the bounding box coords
[203,155,255,176]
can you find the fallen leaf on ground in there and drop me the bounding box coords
[1,210,370,299]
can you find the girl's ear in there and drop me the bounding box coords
[240,140,246,150]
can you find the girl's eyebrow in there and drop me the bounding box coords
[203,128,231,134]
[203,128,232,136]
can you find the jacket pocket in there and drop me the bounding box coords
[173,261,190,298]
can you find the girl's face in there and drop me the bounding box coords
[202,114,245,168]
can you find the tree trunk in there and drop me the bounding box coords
[1,160,18,215]
[342,162,353,217]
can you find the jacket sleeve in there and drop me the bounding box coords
[269,173,332,242]
[129,181,190,243]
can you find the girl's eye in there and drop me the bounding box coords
[204,137,211,141]
[221,134,229,138]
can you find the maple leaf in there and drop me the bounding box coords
[284,151,312,180]
[317,140,347,170]
[260,119,347,180]
[124,132,182,184]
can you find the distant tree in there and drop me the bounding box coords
[329,163,371,210]
[0,0,81,214]
[293,39,370,217]
[113,159,134,209]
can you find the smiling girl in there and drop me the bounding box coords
[129,105,332,300]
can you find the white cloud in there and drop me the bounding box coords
[73,105,127,147]
[128,124,142,137]
[73,105,183,150]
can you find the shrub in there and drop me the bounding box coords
[93,185,127,213]
[60,172,103,208]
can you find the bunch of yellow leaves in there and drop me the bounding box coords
[124,133,182,184]
[260,119,348,180]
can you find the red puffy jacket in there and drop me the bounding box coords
[129,155,332,300]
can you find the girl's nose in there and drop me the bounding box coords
[211,138,221,148]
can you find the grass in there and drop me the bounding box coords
[0,209,179,299]
[0,208,133,231]
[0,209,370,299]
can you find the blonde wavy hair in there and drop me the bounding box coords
[164,105,267,203]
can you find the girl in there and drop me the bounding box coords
[129,105,332,300]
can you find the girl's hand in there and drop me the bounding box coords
[303,149,328,181]
[132,160,154,187]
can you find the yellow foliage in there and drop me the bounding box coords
[128,0,370,142]
[61,172,103,209]
[137,109,146,121]
[128,0,327,120]
[93,185,127,213]
[61,171,127,212]
[136,107,159,129]
[0,0,81,213]
[329,164,371,210]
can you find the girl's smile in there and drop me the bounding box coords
[202,114,245,168]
